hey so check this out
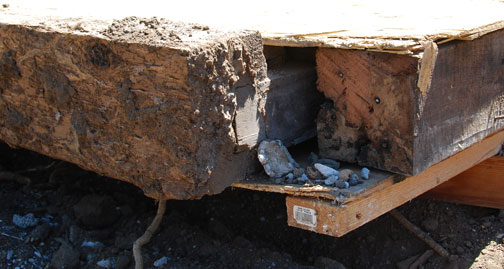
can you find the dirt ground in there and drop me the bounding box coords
[1,142,504,269]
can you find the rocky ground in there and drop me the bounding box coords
[1,142,504,269]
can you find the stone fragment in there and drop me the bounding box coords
[314,163,339,178]
[154,256,169,267]
[306,166,322,180]
[97,258,112,268]
[296,174,309,183]
[338,169,353,181]
[324,175,338,186]
[316,158,341,170]
[258,140,298,178]
[293,167,305,178]
[348,174,361,186]
[335,180,349,189]
[12,213,38,229]
[361,167,370,180]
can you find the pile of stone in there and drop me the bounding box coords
[257,140,370,189]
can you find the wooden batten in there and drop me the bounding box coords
[286,130,504,237]
[423,156,504,209]
[316,29,504,175]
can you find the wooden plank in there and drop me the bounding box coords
[286,130,504,237]
[317,28,504,175]
[233,164,394,203]
[4,1,504,54]
[423,156,504,209]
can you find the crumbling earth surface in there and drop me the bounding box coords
[1,142,504,268]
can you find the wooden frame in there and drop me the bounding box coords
[423,156,504,209]
[284,130,504,237]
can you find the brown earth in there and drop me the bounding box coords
[0,141,503,268]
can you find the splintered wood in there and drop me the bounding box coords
[285,130,504,237]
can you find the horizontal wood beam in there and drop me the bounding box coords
[423,156,504,209]
[286,130,504,237]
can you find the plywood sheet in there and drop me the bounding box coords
[2,0,504,53]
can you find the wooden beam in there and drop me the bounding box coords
[316,29,504,175]
[423,156,504,209]
[286,130,504,237]
[0,13,323,200]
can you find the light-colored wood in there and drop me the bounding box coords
[3,0,504,54]
[286,130,504,237]
[423,156,504,209]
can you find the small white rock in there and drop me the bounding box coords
[324,175,338,185]
[96,258,112,268]
[81,241,104,249]
[335,180,349,189]
[314,163,339,178]
[12,213,39,229]
[153,256,168,267]
[6,250,13,260]
[297,174,309,183]
[361,167,370,180]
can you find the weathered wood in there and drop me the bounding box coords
[423,156,504,209]
[317,29,504,175]
[286,130,504,237]
[0,12,323,199]
[234,60,322,149]
[0,16,271,200]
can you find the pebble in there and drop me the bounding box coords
[6,250,13,260]
[81,240,105,249]
[274,178,283,184]
[12,213,39,229]
[306,166,322,180]
[257,140,298,178]
[293,167,305,178]
[316,159,341,170]
[314,163,339,178]
[97,258,112,268]
[324,175,338,186]
[348,174,361,186]
[360,168,370,180]
[456,246,465,254]
[335,180,349,189]
[296,174,309,183]
[154,256,169,267]
[338,169,353,181]
[286,173,294,181]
